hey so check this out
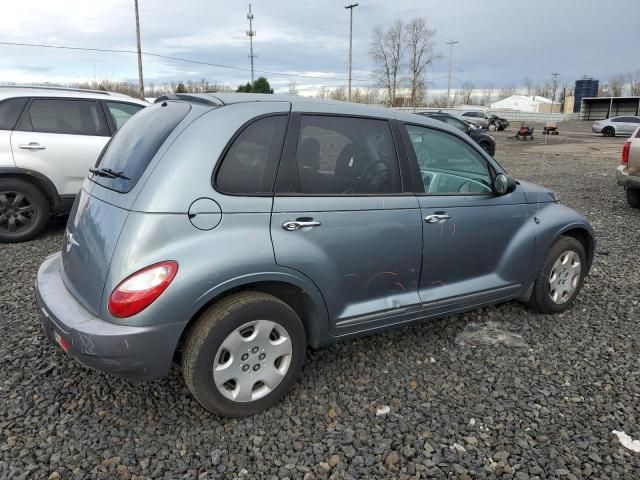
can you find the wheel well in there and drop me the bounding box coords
[0,173,56,212]
[563,228,595,271]
[175,281,322,360]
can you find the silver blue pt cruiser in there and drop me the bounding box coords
[36,93,595,416]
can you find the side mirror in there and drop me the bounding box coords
[494,173,517,195]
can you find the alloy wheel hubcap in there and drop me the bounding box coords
[213,320,292,402]
[0,191,35,234]
[548,250,581,304]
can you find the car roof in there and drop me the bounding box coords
[154,92,464,136]
[0,86,147,105]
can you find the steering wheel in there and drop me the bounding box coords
[459,180,473,193]
[359,161,390,192]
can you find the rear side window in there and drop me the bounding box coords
[17,99,108,136]
[93,101,191,193]
[216,115,288,195]
[106,102,144,130]
[0,98,28,130]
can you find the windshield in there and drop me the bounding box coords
[92,101,191,193]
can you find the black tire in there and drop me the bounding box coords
[479,141,491,153]
[626,189,640,208]
[0,177,49,243]
[526,236,587,314]
[182,292,306,417]
[602,126,615,137]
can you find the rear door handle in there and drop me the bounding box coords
[19,142,46,150]
[424,214,451,223]
[282,220,322,231]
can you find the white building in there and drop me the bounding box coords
[490,95,560,113]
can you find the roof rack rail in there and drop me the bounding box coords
[0,85,112,95]
[154,93,222,106]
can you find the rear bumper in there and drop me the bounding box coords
[36,252,187,380]
[616,165,640,189]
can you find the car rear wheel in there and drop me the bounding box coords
[182,292,306,417]
[526,236,586,314]
[0,178,49,243]
[626,188,640,208]
[602,126,615,137]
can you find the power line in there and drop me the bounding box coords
[0,40,373,83]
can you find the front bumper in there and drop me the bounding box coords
[592,125,602,133]
[616,165,640,189]
[36,252,187,380]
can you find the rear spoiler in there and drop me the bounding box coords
[154,94,223,107]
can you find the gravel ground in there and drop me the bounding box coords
[2,128,640,479]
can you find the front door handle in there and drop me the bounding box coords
[424,214,451,223]
[282,220,321,231]
[19,142,46,150]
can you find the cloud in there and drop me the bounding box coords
[0,0,638,95]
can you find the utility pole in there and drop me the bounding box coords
[246,4,256,84]
[134,0,145,100]
[345,3,358,102]
[551,72,560,111]
[446,40,459,107]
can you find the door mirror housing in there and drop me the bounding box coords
[494,173,517,195]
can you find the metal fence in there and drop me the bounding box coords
[392,107,580,123]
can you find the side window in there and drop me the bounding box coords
[405,124,493,195]
[462,112,472,117]
[441,116,467,132]
[612,117,625,123]
[627,117,640,123]
[216,115,288,195]
[106,102,144,130]
[0,98,28,130]
[294,115,401,195]
[17,99,108,136]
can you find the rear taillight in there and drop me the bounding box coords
[108,261,178,318]
[622,140,631,165]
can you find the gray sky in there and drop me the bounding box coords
[1,0,638,94]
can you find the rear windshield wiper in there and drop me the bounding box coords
[89,167,130,180]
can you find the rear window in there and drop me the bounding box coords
[93,101,191,193]
[0,98,28,130]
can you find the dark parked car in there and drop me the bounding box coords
[37,94,594,417]
[417,111,496,155]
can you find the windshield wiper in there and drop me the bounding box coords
[89,167,130,180]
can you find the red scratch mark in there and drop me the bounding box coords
[124,339,129,349]
[366,271,398,289]
[430,280,448,286]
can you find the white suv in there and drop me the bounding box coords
[0,86,146,242]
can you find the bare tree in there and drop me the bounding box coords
[497,85,516,100]
[630,71,640,96]
[609,73,627,97]
[404,17,439,107]
[481,85,495,106]
[460,81,475,104]
[288,81,299,96]
[370,20,403,105]
[329,87,347,101]
[317,86,329,99]
[523,77,534,96]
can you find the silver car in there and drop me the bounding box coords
[616,126,640,207]
[592,116,640,136]
[37,93,595,416]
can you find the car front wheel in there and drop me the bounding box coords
[182,292,306,417]
[527,236,586,314]
[602,127,615,137]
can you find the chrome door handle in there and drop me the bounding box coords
[424,214,451,223]
[282,220,321,231]
[19,143,46,150]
